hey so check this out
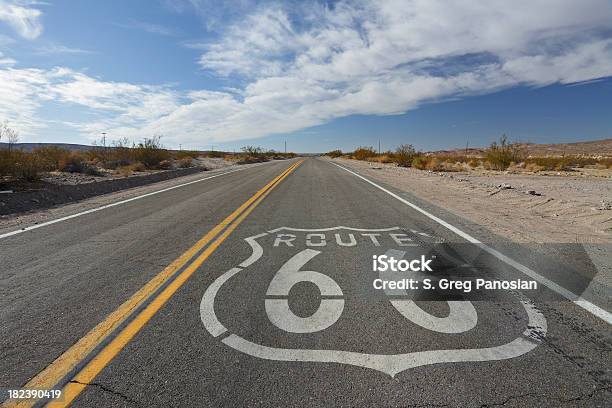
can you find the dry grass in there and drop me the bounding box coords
[1,136,196,182]
[330,136,611,174]
[352,146,377,161]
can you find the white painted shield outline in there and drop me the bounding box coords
[200,226,547,377]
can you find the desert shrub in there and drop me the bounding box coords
[117,161,146,176]
[177,157,193,168]
[237,155,268,164]
[523,155,611,171]
[57,152,102,176]
[352,146,376,161]
[130,161,146,172]
[33,147,71,171]
[13,154,41,180]
[425,157,441,171]
[133,136,170,169]
[99,138,135,168]
[158,160,172,170]
[102,159,131,170]
[237,146,270,163]
[83,147,105,163]
[411,156,429,170]
[525,162,544,172]
[174,150,200,159]
[369,154,395,163]
[60,152,89,173]
[0,150,42,181]
[241,146,264,157]
[326,149,343,158]
[395,144,418,167]
[485,135,527,170]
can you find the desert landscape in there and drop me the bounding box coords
[326,137,612,245]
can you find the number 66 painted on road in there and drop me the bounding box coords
[265,249,345,333]
[265,248,478,334]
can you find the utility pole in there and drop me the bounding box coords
[465,139,469,156]
[284,140,287,154]
[378,140,381,155]
[179,144,182,151]
[101,132,107,160]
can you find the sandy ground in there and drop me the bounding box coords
[334,158,611,244]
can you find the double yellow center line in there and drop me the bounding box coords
[7,160,303,408]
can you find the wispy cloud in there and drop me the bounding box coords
[0,50,14,64]
[161,0,258,30]
[117,20,178,36]
[33,43,93,55]
[0,0,43,39]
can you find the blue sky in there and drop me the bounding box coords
[0,0,611,152]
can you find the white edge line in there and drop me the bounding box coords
[330,161,612,325]
[0,165,261,240]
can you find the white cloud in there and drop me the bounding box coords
[33,43,93,55]
[161,0,612,144]
[1,0,612,146]
[0,50,15,65]
[0,66,49,133]
[0,0,43,39]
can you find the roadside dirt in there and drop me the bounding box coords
[0,160,260,232]
[0,158,241,216]
[334,158,612,245]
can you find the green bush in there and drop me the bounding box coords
[134,136,171,169]
[395,144,418,167]
[485,135,526,170]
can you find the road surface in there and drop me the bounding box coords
[1,158,610,407]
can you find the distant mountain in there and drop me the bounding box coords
[428,138,612,157]
[0,142,94,152]
[519,138,612,156]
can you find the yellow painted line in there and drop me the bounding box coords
[50,159,302,407]
[3,160,301,408]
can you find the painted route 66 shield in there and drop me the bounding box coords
[200,226,546,377]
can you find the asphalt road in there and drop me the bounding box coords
[1,157,610,407]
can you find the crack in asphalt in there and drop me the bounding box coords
[493,299,611,389]
[69,380,140,406]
